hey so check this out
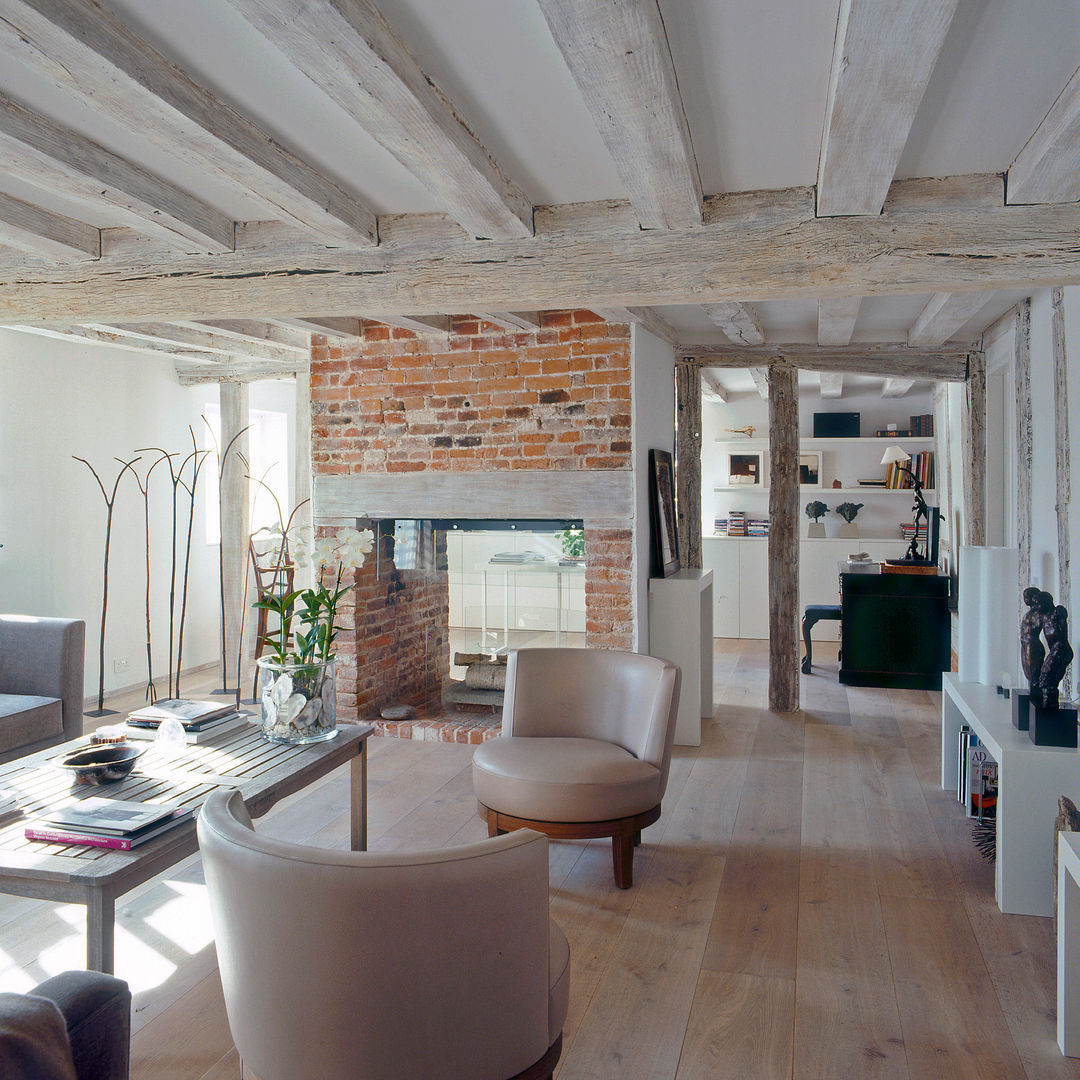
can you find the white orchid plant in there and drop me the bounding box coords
[254,523,375,667]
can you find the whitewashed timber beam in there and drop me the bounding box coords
[700,303,765,345]
[4,178,1080,321]
[880,378,915,398]
[909,291,993,347]
[749,367,769,399]
[0,91,234,252]
[92,322,304,365]
[0,0,376,246]
[700,373,727,403]
[175,363,303,385]
[817,297,861,345]
[4,322,223,364]
[475,312,544,332]
[218,381,249,692]
[197,320,311,351]
[267,317,361,341]
[1008,64,1080,205]
[590,306,678,344]
[372,315,451,336]
[683,343,969,382]
[293,366,313,590]
[537,0,702,230]
[817,0,960,216]
[227,0,531,240]
[819,373,843,398]
[1016,300,1033,593]
[0,193,99,259]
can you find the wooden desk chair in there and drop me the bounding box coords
[249,537,295,698]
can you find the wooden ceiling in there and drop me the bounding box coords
[0,0,1077,382]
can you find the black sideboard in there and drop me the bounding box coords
[839,571,951,690]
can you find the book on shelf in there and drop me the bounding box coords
[876,428,912,438]
[127,698,235,726]
[122,711,252,743]
[910,413,934,436]
[25,807,193,850]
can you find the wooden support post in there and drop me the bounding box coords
[1016,300,1033,595]
[220,382,250,692]
[933,382,952,562]
[675,360,702,570]
[963,351,986,546]
[768,364,799,712]
[294,365,313,586]
[1053,287,1072,695]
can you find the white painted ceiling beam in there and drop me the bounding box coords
[0,193,99,259]
[819,373,843,398]
[6,322,224,364]
[475,312,544,332]
[227,0,531,240]
[1008,64,1080,205]
[176,363,303,385]
[817,0,960,216]
[537,0,702,230]
[748,367,769,399]
[91,321,303,364]
[196,320,311,351]
[0,90,234,252]
[700,303,765,345]
[267,317,362,341]
[817,297,861,346]
[372,314,451,336]
[908,292,993,347]
[0,0,376,246]
[700,373,727,403]
[880,378,916,397]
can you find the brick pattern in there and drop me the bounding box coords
[310,310,636,722]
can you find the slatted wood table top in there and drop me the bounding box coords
[0,721,373,971]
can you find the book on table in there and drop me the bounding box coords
[127,698,235,726]
[25,797,194,850]
[122,711,251,743]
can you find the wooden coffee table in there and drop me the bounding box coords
[0,721,374,973]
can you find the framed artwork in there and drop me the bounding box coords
[799,451,822,488]
[726,451,762,486]
[648,449,680,578]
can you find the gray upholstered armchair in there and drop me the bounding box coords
[197,788,569,1080]
[0,615,85,764]
[473,647,681,888]
[0,970,130,1080]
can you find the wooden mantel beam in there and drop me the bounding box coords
[1,177,1080,323]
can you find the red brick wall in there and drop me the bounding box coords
[310,310,635,719]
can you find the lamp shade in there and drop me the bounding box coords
[880,444,911,466]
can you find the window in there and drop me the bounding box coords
[203,405,289,544]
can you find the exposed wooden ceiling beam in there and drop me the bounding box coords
[819,373,843,398]
[267,317,361,341]
[0,193,99,259]
[682,343,969,382]
[748,367,769,399]
[372,315,451,336]
[817,297,861,346]
[537,0,702,230]
[475,312,543,332]
[908,291,993,346]
[1,178,1078,322]
[92,321,303,364]
[700,373,727,403]
[700,303,765,345]
[817,0,960,216]
[881,378,916,398]
[196,319,311,351]
[6,322,224,364]
[227,0,531,240]
[590,306,679,345]
[0,0,376,246]
[0,90,234,252]
[176,363,303,385]
[1008,64,1080,205]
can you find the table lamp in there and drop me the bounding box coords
[880,444,930,562]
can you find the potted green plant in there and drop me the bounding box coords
[254,525,374,744]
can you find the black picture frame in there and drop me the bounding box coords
[649,448,680,578]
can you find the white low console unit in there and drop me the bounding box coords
[942,672,1080,917]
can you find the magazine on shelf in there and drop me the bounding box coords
[122,711,251,744]
[127,698,235,726]
[25,808,193,850]
[43,797,186,836]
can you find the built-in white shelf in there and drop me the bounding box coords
[713,485,936,495]
[703,535,907,543]
[713,436,934,448]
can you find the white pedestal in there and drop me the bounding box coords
[1059,831,1080,1055]
[648,569,714,747]
[958,546,1019,686]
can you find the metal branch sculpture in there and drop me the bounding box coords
[74,454,141,714]
[174,428,212,697]
[131,455,171,702]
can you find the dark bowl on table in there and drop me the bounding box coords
[57,743,143,786]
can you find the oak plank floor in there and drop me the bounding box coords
[0,646,1078,1078]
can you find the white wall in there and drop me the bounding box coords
[0,329,296,702]
[631,324,676,653]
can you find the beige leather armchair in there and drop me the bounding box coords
[472,648,681,889]
[197,789,569,1080]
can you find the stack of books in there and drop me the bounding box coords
[900,522,929,543]
[122,699,251,744]
[713,517,728,536]
[25,797,193,850]
[884,451,934,489]
[726,511,747,537]
[747,516,770,537]
[910,413,934,436]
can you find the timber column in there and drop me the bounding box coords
[768,364,799,712]
[675,360,702,570]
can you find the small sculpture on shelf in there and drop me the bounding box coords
[1036,604,1074,711]
[805,500,828,538]
[1021,586,1054,695]
[835,500,864,539]
[1017,585,1077,746]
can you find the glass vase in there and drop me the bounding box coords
[256,656,338,745]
